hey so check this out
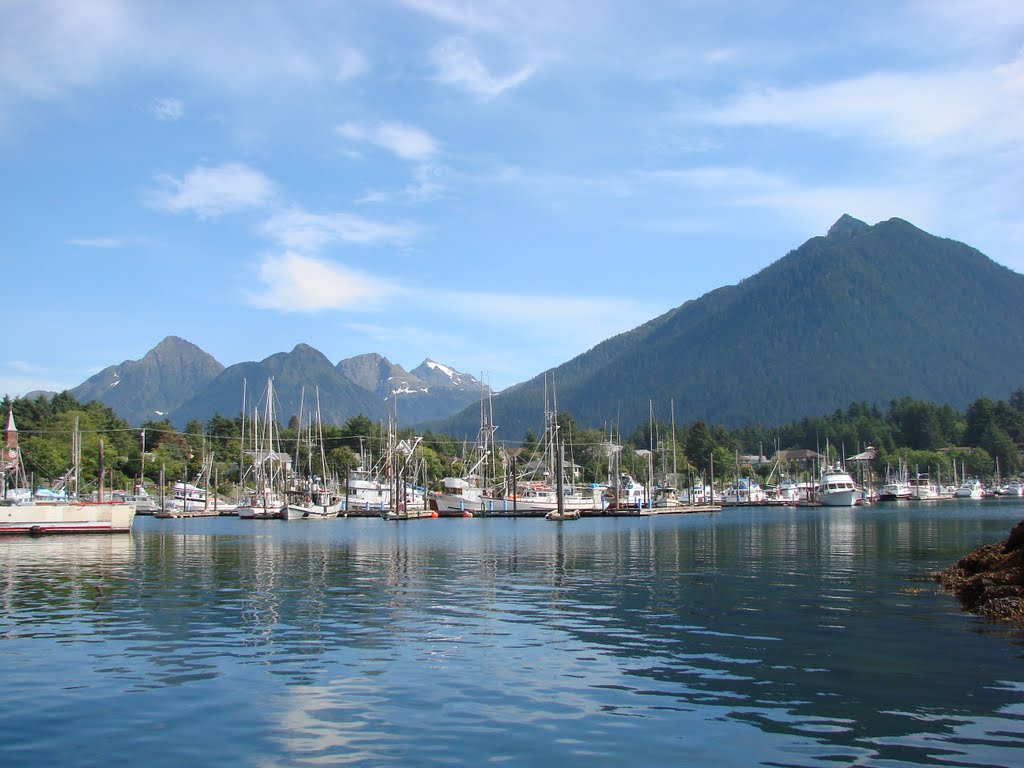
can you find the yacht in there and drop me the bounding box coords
[815,464,858,507]
[953,479,984,499]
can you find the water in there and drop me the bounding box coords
[2,501,1024,767]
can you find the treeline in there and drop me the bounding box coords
[3,388,1023,495]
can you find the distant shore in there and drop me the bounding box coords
[935,519,1024,626]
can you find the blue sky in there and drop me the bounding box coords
[2,1,1022,397]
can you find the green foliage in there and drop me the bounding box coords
[8,382,1024,498]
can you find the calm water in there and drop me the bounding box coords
[2,501,1024,767]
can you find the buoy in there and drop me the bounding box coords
[431,511,439,518]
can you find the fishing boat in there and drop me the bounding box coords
[237,379,287,520]
[280,388,344,519]
[909,473,948,500]
[602,472,647,510]
[1,409,136,535]
[721,477,767,505]
[429,389,496,517]
[653,486,681,507]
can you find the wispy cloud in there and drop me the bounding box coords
[335,47,368,81]
[263,208,419,251]
[431,36,536,97]
[397,0,503,32]
[697,58,1024,154]
[64,235,139,248]
[248,252,404,312]
[149,162,275,218]
[337,121,439,161]
[150,96,183,121]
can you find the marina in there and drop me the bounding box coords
[1,499,1022,767]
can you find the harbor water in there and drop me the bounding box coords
[2,500,1023,767]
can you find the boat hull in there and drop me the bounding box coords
[0,502,136,534]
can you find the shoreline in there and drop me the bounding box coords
[935,519,1024,626]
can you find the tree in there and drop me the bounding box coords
[684,420,717,479]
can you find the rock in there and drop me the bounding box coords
[935,520,1024,626]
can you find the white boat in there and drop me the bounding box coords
[2,409,136,535]
[0,500,136,535]
[721,477,767,505]
[653,486,681,507]
[1000,480,1024,497]
[602,473,647,510]
[237,379,288,520]
[682,483,712,504]
[112,486,161,514]
[480,482,601,516]
[878,480,912,501]
[776,479,804,503]
[815,464,858,507]
[953,479,984,499]
[909,473,947,500]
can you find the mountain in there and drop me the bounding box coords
[430,215,1024,439]
[68,339,490,428]
[71,336,224,425]
[169,344,386,427]
[336,353,488,425]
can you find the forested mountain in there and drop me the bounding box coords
[71,336,223,425]
[170,344,385,426]
[66,338,488,429]
[431,215,1024,440]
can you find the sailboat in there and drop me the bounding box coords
[237,379,288,520]
[281,387,344,519]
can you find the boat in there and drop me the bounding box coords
[428,388,495,517]
[908,473,948,500]
[775,478,804,503]
[815,464,858,507]
[682,483,712,504]
[652,486,681,507]
[877,461,912,501]
[721,477,767,505]
[999,480,1024,497]
[602,472,647,511]
[280,388,344,519]
[544,508,581,521]
[0,500,136,535]
[1,409,136,535]
[953,478,984,499]
[237,379,287,520]
[112,485,160,514]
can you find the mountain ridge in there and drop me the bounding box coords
[426,215,1024,439]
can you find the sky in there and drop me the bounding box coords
[2,1,1022,397]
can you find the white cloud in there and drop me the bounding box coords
[65,236,130,248]
[248,252,404,312]
[149,162,275,218]
[397,0,503,32]
[431,36,535,97]
[0,0,133,99]
[263,208,419,251]
[337,121,438,161]
[150,96,183,121]
[698,58,1024,155]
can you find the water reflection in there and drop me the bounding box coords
[0,505,1023,766]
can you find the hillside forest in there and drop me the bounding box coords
[4,387,1024,499]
